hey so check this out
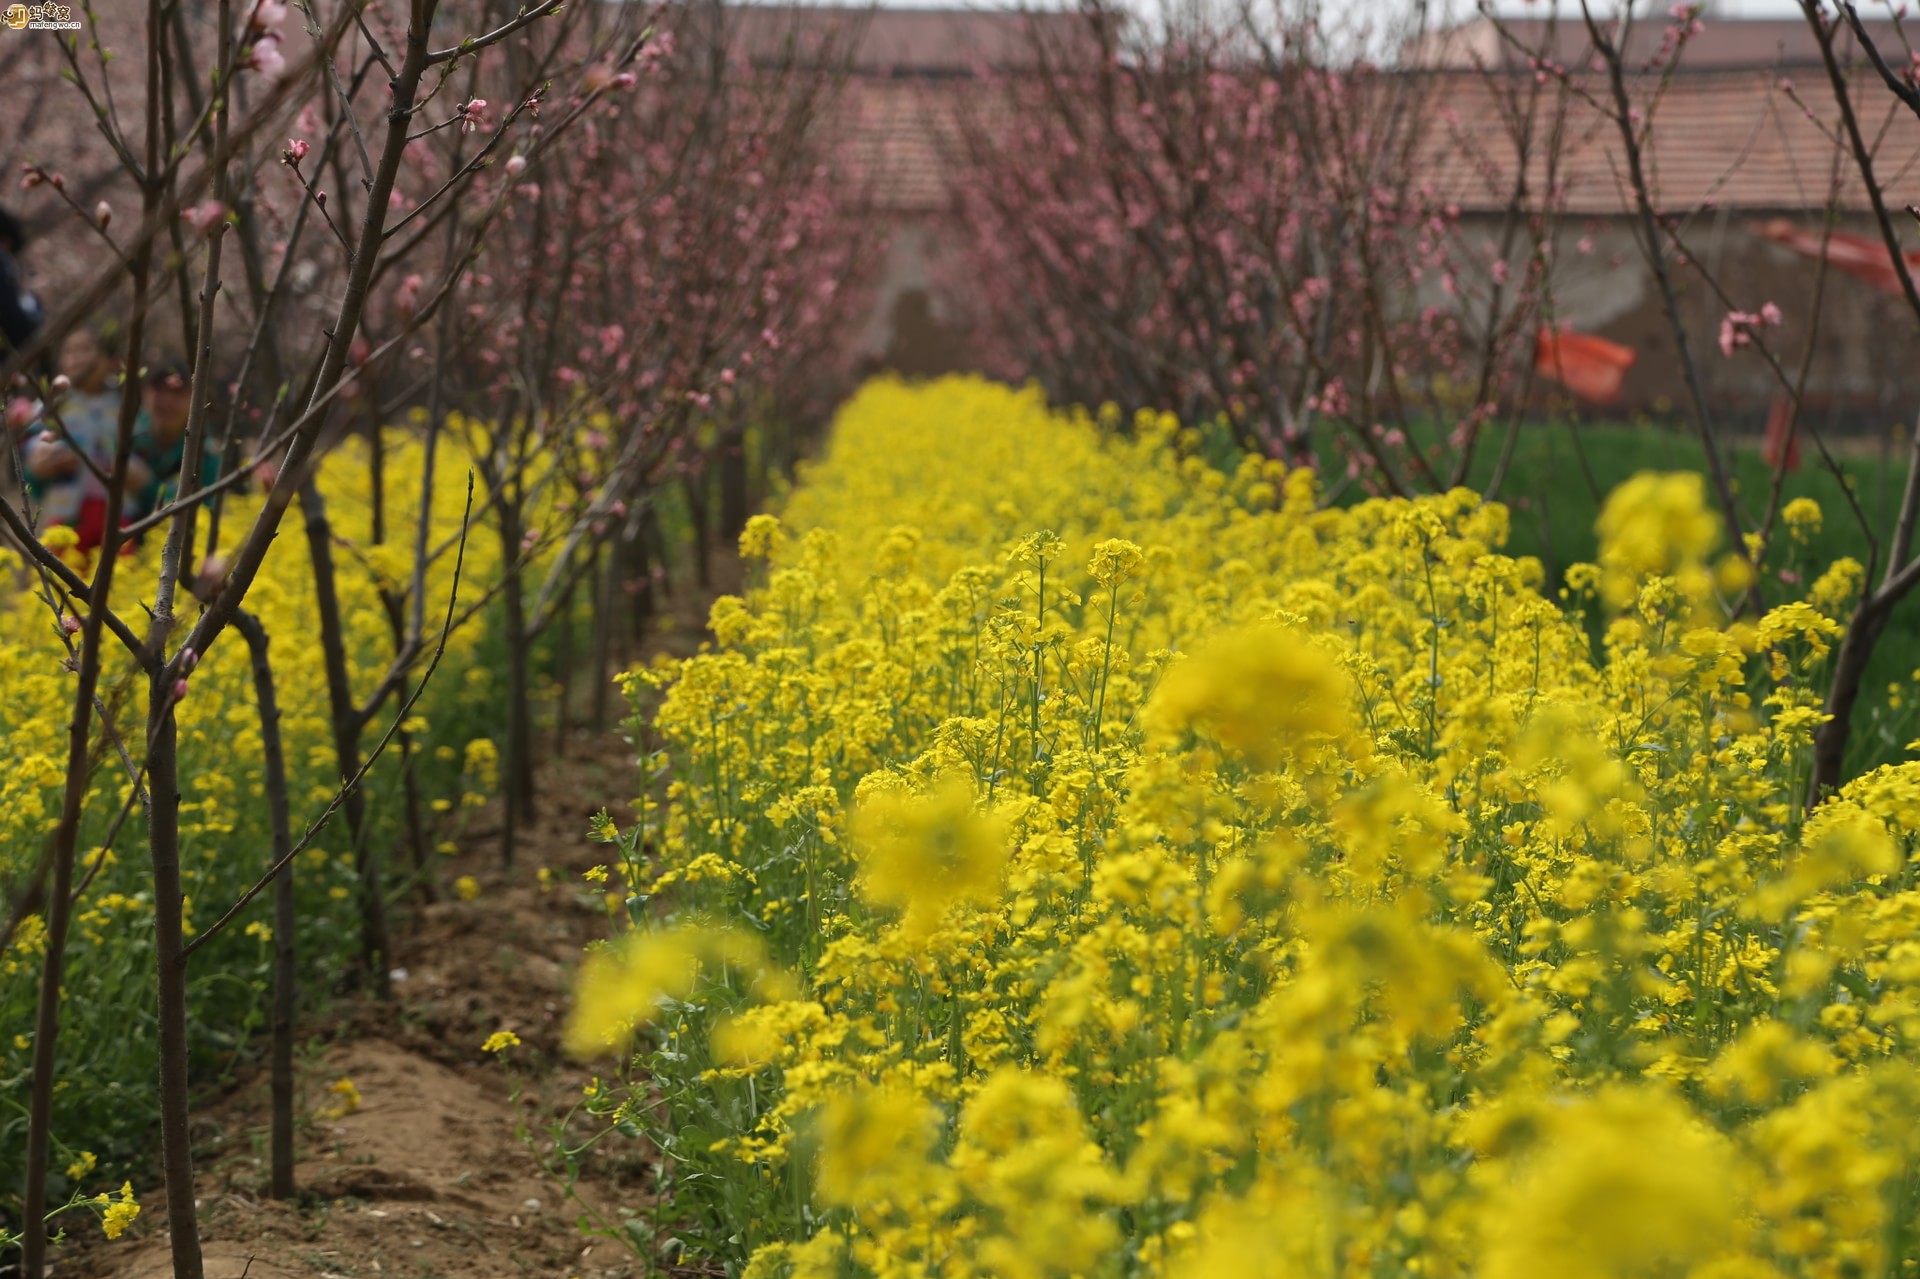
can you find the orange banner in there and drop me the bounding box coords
[1535,326,1637,405]
[1755,219,1920,297]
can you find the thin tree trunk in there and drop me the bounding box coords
[20,613,120,1278]
[397,730,430,880]
[630,511,660,651]
[146,701,202,1279]
[500,493,533,867]
[1812,401,1920,801]
[132,0,198,1254]
[684,473,712,591]
[554,557,577,758]
[300,476,388,996]
[591,538,618,731]
[1810,597,1889,801]
[718,420,750,543]
[235,611,298,1200]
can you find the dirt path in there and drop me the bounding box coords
[67,565,735,1279]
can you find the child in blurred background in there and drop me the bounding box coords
[131,358,218,519]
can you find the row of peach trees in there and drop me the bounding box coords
[948,0,1920,797]
[0,0,871,1273]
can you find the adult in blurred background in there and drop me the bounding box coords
[18,327,149,549]
[0,205,48,515]
[0,206,44,362]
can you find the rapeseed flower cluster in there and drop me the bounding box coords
[576,377,1920,1278]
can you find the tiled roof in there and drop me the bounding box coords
[832,66,1920,217]
[656,5,1083,212]
[668,4,1100,76]
[1403,15,1910,74]
[840,79,963,213]
[709,9,1920,218]
[1415,67,1920,215]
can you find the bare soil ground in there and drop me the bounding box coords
[61,562,736,1279]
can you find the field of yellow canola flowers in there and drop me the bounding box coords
[569,377,1920,1279]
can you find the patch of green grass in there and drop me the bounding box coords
[1458,420,1911,585]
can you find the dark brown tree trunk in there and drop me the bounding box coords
[146,701,204,1279]
[591,539,618,732]
[684,473,712,591]
[1811,597,1893,804]
[21,611,118,1279]
[718,420,750,543]
[398,732,430,879]
[500,494,535,867]
[555,557,579,757]
[235,611,298,1200]
[301,477,389,997]
[630,511,661,650]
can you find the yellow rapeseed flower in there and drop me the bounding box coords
[850,777,1009,933]
[482,1029,522,1054]
[813,1084,944,1207]
[99,1181,140,1239]
[319,1076,360,1120]
[1143,623,1354,768]
[564,932,703,1058]
[1480,1087,1745,1279]
[1595,470,1721,608]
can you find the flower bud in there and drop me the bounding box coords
[182,200,229,236]
[248,36,288,79]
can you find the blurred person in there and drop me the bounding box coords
[132,358,219,518]
[1,206,46,509]
[0,206,43,360]
[20,327,149,549]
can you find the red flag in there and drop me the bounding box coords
[1535,326,1637,405]
[1762,392,1801,474]
[1755,219,1920,296]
